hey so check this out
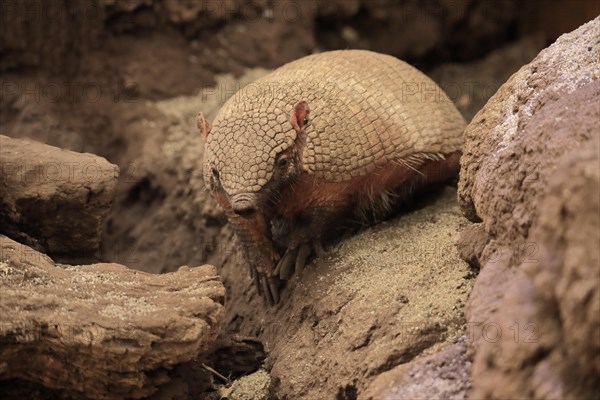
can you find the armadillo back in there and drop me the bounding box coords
[205,50,465,194]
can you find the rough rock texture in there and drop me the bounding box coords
[457,17,600,399]
[0,235,225,399]
[469,138,600,400]
[0,135,118,263]
[518,137,600,399]
[458,17,600,225]
[0,0,543,75]
[364,336,472,400]
[217,188,474,399]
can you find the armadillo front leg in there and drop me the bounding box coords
[228,212,282,304]
[275,199,350,281]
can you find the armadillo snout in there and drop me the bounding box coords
[231,193,257,218]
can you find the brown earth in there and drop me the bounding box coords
[217,187,474,399]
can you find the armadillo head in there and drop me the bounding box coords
[199,101,310,217]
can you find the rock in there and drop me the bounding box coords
[458,17,600,225]
[455,223,487,269]
[456,17,600,399]
[0,135,118,263]
[227,369,271,400]
[468,135,600,400]
[525,138,600,398]
[364,336,472,400]
[468,84,600,400]
[0,235,225,399]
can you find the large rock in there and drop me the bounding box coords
[470,134,600,399]
[457,17,600,399]
[458,17,600,226]
[0,235,225,399]
[0,135,118,263]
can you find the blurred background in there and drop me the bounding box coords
[1,0,598,274]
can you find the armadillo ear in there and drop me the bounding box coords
[290,101,310,133]
[196,112,212,140]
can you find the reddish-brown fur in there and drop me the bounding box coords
[277,151,461,218]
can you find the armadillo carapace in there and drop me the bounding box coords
[198,49,465,304]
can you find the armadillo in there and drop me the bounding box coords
[198,49,465,304]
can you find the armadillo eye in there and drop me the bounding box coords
[212,168,219,179]
[277,157,288,168]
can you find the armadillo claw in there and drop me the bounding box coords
[268,278,280,304]
[275,242,314,280]
[313,240,326,258]
[277,250,297,280]
[252,267,261,293]
[254,270,280,305]
[295,243,311,275]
